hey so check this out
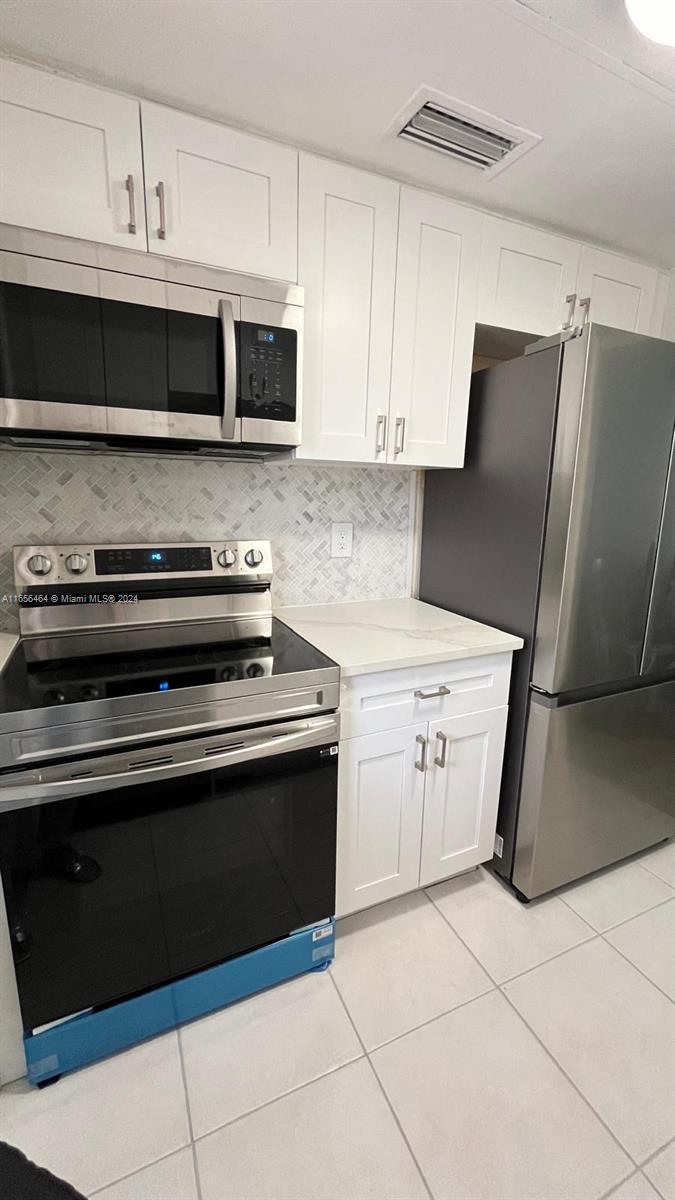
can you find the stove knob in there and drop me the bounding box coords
[27,553,52,577]
[217,548,236,568]
[246,662,264,678]
[45,688,66,705]
[244,548,264,568]
[65,553,88,575]
[78,685,100,702]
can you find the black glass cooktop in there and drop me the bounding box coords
[0,618,336,716]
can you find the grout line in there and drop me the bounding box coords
[597,1168,641,1200]
[427,890,639,1171]
[558,888,675,934]
[637,1131,675,1170]
[497,986,639,1170]
[189,1055,363,1148]
[327,970,435,1200]
[598,931,675,1007]
[357,982,497,1055]
[176,1028,203,1200]
[88,1145,192,1197]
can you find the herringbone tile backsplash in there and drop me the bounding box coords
[0,449,415,631]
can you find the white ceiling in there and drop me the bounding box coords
[1,0,674,266]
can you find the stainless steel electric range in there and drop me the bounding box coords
[0,540,339,1085]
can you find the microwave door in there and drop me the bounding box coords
[105,279,241,446]
[239,297,302,447]
[0,259,107,438]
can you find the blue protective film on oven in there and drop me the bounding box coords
[23,919,335,1086]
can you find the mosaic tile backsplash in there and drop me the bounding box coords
[0,450,415,631]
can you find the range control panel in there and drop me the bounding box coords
[14,541,273,586]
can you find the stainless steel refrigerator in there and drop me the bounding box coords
[419,323,675,900]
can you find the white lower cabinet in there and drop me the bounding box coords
[419,707,508,887]
[336,654,512,917]
[337,724,426,917]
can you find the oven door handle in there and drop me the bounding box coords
[219,297,238,441]
[0,717,338,812]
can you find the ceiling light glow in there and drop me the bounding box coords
[625,0,675,46]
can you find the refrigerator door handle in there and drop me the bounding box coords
[562,293,577,330]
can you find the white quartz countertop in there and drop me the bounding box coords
[0,632,18,674]
[276,598,523,677]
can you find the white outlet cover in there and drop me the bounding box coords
[331,522,353,558]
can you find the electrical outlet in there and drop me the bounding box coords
[330,522,353,559]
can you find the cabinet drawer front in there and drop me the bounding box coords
[336,724,426,917]
[340,653,512,739]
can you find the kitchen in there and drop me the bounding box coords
[0,2,674,1199]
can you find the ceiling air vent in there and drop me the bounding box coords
[390,88,541,178]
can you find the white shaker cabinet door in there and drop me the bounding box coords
[389,187,483,467]
[420,707,508,887]
[478,216,580,335]
[0,59,146,249]
[141,102,298,280]
[575,245,658,334]
[297,154,399,463]
[337,725,426,917]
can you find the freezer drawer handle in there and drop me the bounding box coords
[434,731,449,769]
[415,734,427,773]
[414,686,451,700]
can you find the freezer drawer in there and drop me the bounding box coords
[513,681,675,899]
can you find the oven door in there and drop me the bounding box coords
[0,715,338,1033]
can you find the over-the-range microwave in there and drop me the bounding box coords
[0,227,303,459]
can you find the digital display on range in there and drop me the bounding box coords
[94,547,213,575]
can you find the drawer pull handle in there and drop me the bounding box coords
[414,686,451,700]
[415,734,427,773]
[434,731,449,769]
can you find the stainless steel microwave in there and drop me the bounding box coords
[0,233,303,458]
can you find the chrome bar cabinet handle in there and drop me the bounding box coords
[434,731,449,769]
[394,416,406,455]
[156,181,167,240]
[415,734,427,773]
[414,685,450,700]
[125,174,137,235]
[562,293,577,330]
[375,413,387,455]
[219,298,237,441]
[577,296,591,327]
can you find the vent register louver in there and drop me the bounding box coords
[392,89,541,177]
[399,102,519,169]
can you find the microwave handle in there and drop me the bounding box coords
[219,298,237,440]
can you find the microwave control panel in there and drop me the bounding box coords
[238,322,297,421]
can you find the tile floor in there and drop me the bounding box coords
[1,841,674,1200]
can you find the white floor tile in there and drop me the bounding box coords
[91,1148,198,1200]
[606,899,675,1000]
[180,969,362,1138]
[639,841,675,888]
[427,867,594,983]
[331,890,492,1048]
[0,1033,189,1196]
[195,1058,428,1200]
[371,990,630,1200]
[504,939,675,1162]
[605,1172,663,1200]
[644,1139,675,1200]
[560,862,673,932]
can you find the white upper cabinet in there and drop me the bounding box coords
[478,216,581,335]
[296,154,399,463]
[389,188,483,468]
[575,246,658,334]
[0,59,145,249]
[140,102,298,281]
